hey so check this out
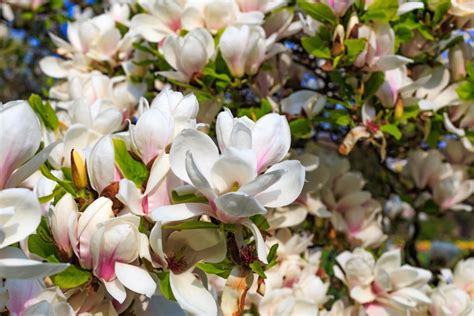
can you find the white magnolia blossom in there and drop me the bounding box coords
[220,25,268,78]
[160,28,215,82]
[335,248,432,314]
[151,110,305,263]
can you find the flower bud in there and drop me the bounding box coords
[71,149,88,190]
[220,25,266,78]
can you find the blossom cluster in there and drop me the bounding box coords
[0,0,473,315]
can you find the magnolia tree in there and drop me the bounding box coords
[0,0,473,315]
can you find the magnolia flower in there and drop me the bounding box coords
[130,0,185,43]
[450,0,474,17]
[431,164,474,211]
[182,0,264,33]
[449,42,472,81]
[322,0,354,17]
[66,284,118,315]
[402,149,444,189]
[220,25,267,78]
[3,278,74,316]
[430,284,473,316]
[48,194,76,258]
[354,23,412,71]
[335,248,432,314]
[47,14,125,62]
[236,0,286,13]
[255,230,329,315]
[148,224,226,315]
[452,258,474,298]
[68,98,123,135]
[151,111,305,262]
[87,136,122,194]
[376,66,412,107]
[413,67,462,112]
[0,101,55,190]
[160,28,215,82]
[264,8,303,41]
[68,197,115,269]
[280,90,326,118]
[90,215,156,303]
[149,88,199,121]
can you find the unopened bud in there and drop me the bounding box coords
[71,149,88,190]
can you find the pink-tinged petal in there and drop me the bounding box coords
[169,270,218,316]
[170,129,219,184]
[254,160,305,208]
[150,203,211,223]
[76,197,114,268]
[115,262,156,297]
[251,113,291,172]
[5,278,43,315]
[0,101,41,190]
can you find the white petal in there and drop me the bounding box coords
[0,247,68,279]
[251,113,291,172]
[215,192,267,219]
[397,2,424,15]
[169,270,218,316]
[170,129,219,184]
[374,55,412,71]
[145,153,171,195]
[254,160,305,208]
[5,141,58,189]
[115,262,157,297]
[39,56,70,78]
[241,219,268,263]
[0,101,41,190]
[150,203,210,223]
[238,169,284,196]
[185,152,216,200]
[103,278,127,304]
[116,179,144,216]
[0,188,41,248]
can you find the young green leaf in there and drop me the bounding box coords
[301,36,332,59]
[28,94,59,130]
[344,39,366,63]
[112,138,149,188]
[380,124,402,140]
[298,0,337,26]
[363,0,399,22]
[157,271,176,301]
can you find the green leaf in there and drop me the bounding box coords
[297,0,337,26]
[196,259,234,278]
[51,264,92,289]
[364,72,385,100]
[456,81,474,100]
[380,124,402,140]
[266,244,279,270]
[162,220,219,231]
[401,106,420,120]
[157,271,176,301]
[363,0,399,22]
[112,138,149,188]
[249,261,266,279]
[40,164,76,195]
[250,214,270,230]
[28,234,57,259]
[171,191,208,204]
[289,118,313,138]
[237,99,273,120]
[466,62,474,79]
[335,114,351,126]
[301,36,331,59]
[28,94,59,130]
[344,39,366,63]
[431,0,450,24]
